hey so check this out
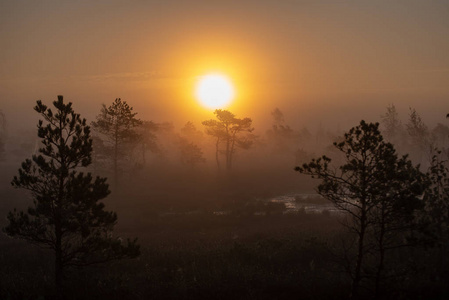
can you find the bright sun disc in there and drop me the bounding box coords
[196,74,234,109]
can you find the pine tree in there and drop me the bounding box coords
[381,104,402,141]
[296,121,426,298]
[202,109,254,170]
[92,98,142,187]
[3,96,139,299]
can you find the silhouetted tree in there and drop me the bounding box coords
[135,120,159,166]
[411,152,449,282]
[92,98,142,186]
[202,109,254,171]
[296,121,426,298]
[271,107,285,125]
[202,116,226,169]
[91,135,109,171]
[180,121,204,143]
[3,96,140,299]
[178,122,205,167]
[179,139,206,167]
[381,104,402,142]
[431,123,449,154]
[406,108,430,163]
[148,121,177,162]
[266,108,299,154]
[423,153,449,245]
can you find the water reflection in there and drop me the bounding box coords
[269,194,339,214]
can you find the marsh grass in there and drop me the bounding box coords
[1,211,449,299]
[0,212,349,299]
[1,163,448,299]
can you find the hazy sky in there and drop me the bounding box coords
[1,0,449,132]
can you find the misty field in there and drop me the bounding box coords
[1,156,448,300]
[2,1,449,299]
[1,208,447,299]
[1,102,449,299]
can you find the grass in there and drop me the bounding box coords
[1,207,449,299]
[1,163,448,299]
[0,211,349,300]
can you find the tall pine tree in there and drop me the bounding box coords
[3,96,139,299]
[296,121,426,298]
[92,98,142,187]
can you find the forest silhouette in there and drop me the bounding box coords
[0,97,449,299]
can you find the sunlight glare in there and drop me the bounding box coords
[195,74,235,109]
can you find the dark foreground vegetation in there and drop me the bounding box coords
[1,210,448,300]
[1,99,449,299]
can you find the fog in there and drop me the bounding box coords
[1,1,449,299]
[2,0,449,132]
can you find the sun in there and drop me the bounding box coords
[195,74,235,109]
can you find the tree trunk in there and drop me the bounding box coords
[114,129,118,188]
[225,132,230,171]
[229,132,237,171]
[55,231,63,300]
[375,206,386,298]
[215,137,220,169]
[55,180,64,298]
[375,240,385,298]
[351,207,367,299]
[56,121,65,300]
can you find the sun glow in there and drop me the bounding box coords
[195,74,235,109]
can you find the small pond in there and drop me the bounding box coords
[269,193,340,214]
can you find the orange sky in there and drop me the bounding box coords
[1,0,449,132]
